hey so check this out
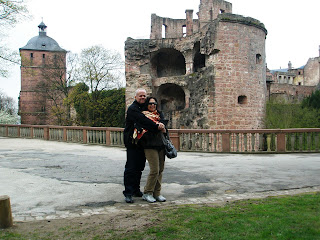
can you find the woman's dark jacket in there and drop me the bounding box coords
[124,100,159,148]
[138,110,167,150]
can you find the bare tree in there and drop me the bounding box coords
[79,45,124,100]
[0,89,19,123]
[39,52,78,125]
[0,89,16,114]
[0,0,29,77]
[0,0,28,26]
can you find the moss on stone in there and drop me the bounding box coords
[218,13,267,34]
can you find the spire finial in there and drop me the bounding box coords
[38,20,47,35]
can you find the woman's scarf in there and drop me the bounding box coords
[133,110,160,140]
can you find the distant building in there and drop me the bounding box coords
[267,51,320,102]
[19,22,67,125]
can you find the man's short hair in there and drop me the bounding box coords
[135,88,146,96]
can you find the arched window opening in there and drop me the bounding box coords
[158,83,186,111]
[238,95,247,105]
[151,48,186,78]
[193,42,205,72]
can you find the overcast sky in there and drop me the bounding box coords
[1,0,320,101]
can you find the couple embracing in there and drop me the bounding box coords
[123,88,168,204]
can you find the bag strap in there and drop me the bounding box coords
[160,132,167,143]
[164,129,170,140]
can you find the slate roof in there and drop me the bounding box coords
[20,22,66,52]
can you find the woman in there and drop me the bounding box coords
[135,97,167,203]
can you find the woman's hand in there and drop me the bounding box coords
[158,123,165,131]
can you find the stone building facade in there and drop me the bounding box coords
[19,22,67,125]
[267,52,320,103]
[125,0,267,129]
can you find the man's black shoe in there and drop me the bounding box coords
[133,191,143,197]
[125,195,134,203]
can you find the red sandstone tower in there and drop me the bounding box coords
[19,22,67,125]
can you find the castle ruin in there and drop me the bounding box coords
[125,0,268,129]
[267,55,320,103]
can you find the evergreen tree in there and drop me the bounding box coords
[69,83,125,127]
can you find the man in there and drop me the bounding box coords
[123,88,165,203]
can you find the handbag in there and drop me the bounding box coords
[161,133,177,159]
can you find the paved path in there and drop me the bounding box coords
[0,137,320,222]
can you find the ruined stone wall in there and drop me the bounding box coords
[125,1,267,130]
[124,39,153,107]
[304,57,320,86]
[268,83,315,103]
[198,0,232,27]
[150,14,199,40]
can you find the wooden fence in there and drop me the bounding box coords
[1,124,320,153]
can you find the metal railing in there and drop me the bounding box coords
[1,124,320,153]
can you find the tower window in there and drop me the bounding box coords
[256,54,262,64]
[42,54,45,59]
[238,95,247,104]
[30,53,33,58]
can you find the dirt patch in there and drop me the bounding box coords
[5,210,159,239]
[3,187,320,239]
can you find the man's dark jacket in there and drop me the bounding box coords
[124,100,159,148]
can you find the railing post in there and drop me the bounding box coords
[17,126,20,138]
[5,126,8,137]
[267,134,272,151]
[105,130,111,146]
[222,133,230,152]
[170,132,180,151]
[63,128,67,142]
[30,127,34,139]
[43,127,49,140]
[83,129,87,144]
[277,133,286,152]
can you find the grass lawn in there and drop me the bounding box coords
[1,192,319,239]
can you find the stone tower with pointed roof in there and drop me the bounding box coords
[19,22,67,125]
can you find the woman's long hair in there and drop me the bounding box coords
[144,97,158,111]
